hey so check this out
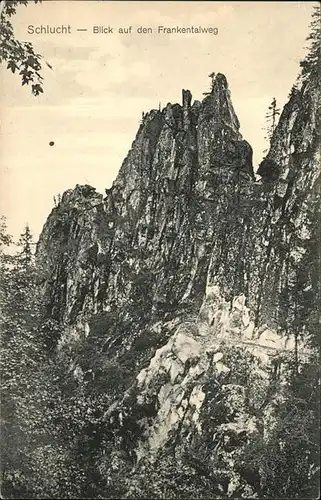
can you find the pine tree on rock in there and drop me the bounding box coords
[300,5,321,80]
[264,97,280,143]
[202,72,216,95]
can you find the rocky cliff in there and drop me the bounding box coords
[36,71,320,497]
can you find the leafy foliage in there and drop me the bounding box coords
[0,0,45,95]
[0,219,84,499]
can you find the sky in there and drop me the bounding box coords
[0,0,316,241]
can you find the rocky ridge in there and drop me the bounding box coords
[36,71,320,496]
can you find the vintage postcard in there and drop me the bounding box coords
[0,1,320,498]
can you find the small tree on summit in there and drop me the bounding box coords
[209,72,216,89]
[264,97,280,143]
[202,72,216,95]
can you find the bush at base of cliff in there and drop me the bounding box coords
[237,359,320,499]
[119,455,221,499]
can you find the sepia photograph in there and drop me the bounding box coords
[0,1,320,498]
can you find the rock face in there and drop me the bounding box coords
[134,285,299,459]
[37,71,319,337]
[36,72,320,495]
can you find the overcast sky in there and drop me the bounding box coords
[0,0,316,241]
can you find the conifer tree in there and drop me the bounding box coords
[264,97,280,143]
[17,224,34,267]
[202,72,216,95]
[300,5,321,80]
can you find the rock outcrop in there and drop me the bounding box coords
[37,74,257,332]
[36,71,320,496]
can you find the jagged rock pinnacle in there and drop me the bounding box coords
[35,68,320,497]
